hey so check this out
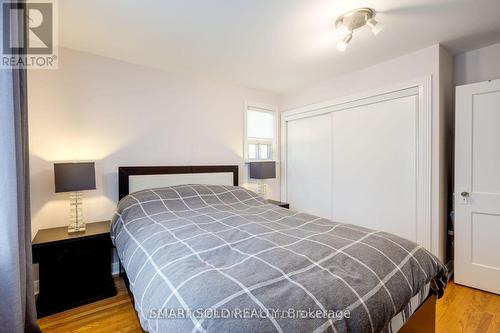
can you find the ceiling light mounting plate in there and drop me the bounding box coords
[335,7,375,30]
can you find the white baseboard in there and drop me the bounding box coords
[34,279,39,295]
[112,261,120,276]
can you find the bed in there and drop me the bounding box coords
[111,165,447,333]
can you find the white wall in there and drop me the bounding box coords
[454,42,500,86]
[28,47,279,238]
[279,44,453,262]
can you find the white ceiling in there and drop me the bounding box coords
[59,0,500,93]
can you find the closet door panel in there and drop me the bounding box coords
[331,96,417,241]
[287,113,332,219]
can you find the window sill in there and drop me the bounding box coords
[244,160,279,164]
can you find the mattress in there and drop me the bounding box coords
[111,185,447,333]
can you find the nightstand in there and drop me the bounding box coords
[32,221,116,317]
[267,199,290,209]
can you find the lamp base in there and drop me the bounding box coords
[68,223,86,234]
[68,191,86,234]
[257,181,267,199]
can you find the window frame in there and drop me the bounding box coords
[244,101,278,162]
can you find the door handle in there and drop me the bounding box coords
[461,191,470,197]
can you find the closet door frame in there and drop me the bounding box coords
[280,76,432,250]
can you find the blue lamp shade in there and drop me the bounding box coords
[54,162,96,193]
[249,161,276,179]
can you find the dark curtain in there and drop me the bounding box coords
[0,1,40,332]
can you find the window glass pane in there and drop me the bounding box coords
[248,143,257,159]
[259,144,270,160]
[247,110,274,139]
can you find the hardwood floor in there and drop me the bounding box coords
[436,281,500,333]
[38,278,144,333]
[38,278,500,333]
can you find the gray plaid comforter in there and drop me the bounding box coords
[111,185,447,333]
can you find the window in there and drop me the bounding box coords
[245,103,277,161]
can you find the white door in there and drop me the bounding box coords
[455,79,500,295]
[282,82,433,252]
[331,96,417,242]
[287,113,332,219]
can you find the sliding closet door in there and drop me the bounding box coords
[283,82,432,248]
[331,96,417,241]
[287,113,332,219]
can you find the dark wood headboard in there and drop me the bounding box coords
[118,165,239,200]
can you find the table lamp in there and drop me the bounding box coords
[54,162,96,233]
[249,161,276,198]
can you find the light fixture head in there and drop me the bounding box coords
[336,33,352,52]
[334,24,352,40]
[366,18,383,35]
[334,8,382,51]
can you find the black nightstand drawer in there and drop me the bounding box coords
[33,222,116,317]
[34,235,112,262]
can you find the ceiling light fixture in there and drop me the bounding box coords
[334,8,383,51]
